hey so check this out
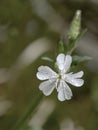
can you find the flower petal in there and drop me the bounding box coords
[57,80,72,101]
[39,79,56,96]
[65,73,84,87]
[56,54,72,73]
[70,71,84,78]
[37,66,58,80]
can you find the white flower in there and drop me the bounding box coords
[36,53,84,101]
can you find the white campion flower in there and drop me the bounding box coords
[36,53,84,101]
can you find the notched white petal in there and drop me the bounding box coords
[57,80,72,101]
[37,66,57,80]
[72,79,84,87]
[39,79,56,96]
[56,54,72,73]
[71,71,84,78]
[66,77,84,87]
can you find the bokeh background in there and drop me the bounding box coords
[0,0,98,130]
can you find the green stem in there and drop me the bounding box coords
[10,93,43,130]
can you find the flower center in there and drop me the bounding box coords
[59,73,65,80]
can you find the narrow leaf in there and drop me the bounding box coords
[41,56,54,62]
[72,55,92,65]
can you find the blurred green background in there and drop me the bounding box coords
[0,0,98,130]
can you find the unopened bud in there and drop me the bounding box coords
[68,10,81,40]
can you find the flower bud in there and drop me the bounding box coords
[68,10,81,40]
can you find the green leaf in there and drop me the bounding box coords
[57,39,65,54]
[72,55,92,65]
[41,56,54,62]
